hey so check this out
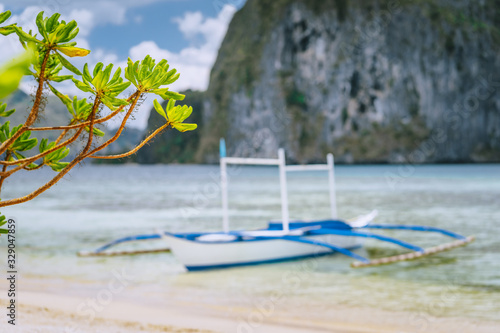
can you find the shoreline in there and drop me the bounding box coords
[0,278,498,333]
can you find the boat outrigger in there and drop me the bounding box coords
[79,139,474,271]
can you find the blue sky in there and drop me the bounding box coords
[0,0,247,127]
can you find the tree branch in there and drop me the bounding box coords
[0,127,84,177]
[0,50,51,156]
[0,152,11,196]
[27,91,140,132]
[0,127,84,167]
[90,123,170,160]
[83,93,142,158]
[0,98,101,208]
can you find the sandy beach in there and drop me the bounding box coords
[0,277,498,333]
[2,164,499,332]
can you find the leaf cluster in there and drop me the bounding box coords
[38,139,69,171]
[0,122,37,155]
[0,9,198,219]
[154,100,197,132]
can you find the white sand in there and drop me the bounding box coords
[0,281,499,333]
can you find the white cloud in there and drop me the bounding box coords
[130,5,236,92]
[133,15,143,24]
[0,0,162,26]
[0,3,238,129]
[89,2,127,26]
[66,9,94,36]
[0,6,40,63]
[174,5,236,49]
[0,6,95,63]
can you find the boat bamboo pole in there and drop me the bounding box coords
[351,236,475,268]
[77,248,171,257]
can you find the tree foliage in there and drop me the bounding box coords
[0,10,197,232]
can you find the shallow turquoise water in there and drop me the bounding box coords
[1,164,500,322]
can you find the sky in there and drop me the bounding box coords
[0,0,247,128]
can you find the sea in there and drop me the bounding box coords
[2,163,500,325]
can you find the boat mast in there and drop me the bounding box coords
[278,149,290,232]
[327,153,338,219]
[220,139,230,233]
[219,139,335,233]
[219,139,289,233]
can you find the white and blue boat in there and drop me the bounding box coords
[81,139,474,271]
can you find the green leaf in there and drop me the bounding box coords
[44,146,69,164]
[124,58,138,86]
[12,151,25,161]
[57,42,77,48]
[107,82,131,95]
[163,69,180,85]
[100,97,116,111]
[93,62,103,77]
[50,75,73,82]
[178,106,193,122]
[84,126,105,137]
[150,88,169,95]
[56,20,77,43]
[0,10,11,24]
[49,161,69,172]
[72,79,94,94]
[47,83,73,112]
[0,25,16,36]
[0,229,8,234]
[91,70,104,90]
[26,162,39,169]
[12,26,41,44]
[92,128,105,137]
[56,46,90,57]
[35,11,49,41]
[55,147,69,160]
[82,63,92,83]
[172,123,197,132]
[158,90,185,101]
[64,27,80,43]
[0,104,15,118]
[72,97,92,119]
[101,95,129,109]
[166,98,176,111]
[153,99,167,120]
[39,138,48,153]
[102,63,113,83]
[10,124,22,137]
[46,13,61,33]
[13,138,38,152]
[55,52,82,76]
[166,100,179,121]
[0,48,34,99]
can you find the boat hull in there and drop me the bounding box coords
[163,233,364,271]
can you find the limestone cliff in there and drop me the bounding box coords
[194,0,500,163]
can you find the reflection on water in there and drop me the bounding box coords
[2,164,500,321]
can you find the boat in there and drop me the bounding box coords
[79,139,474,271]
